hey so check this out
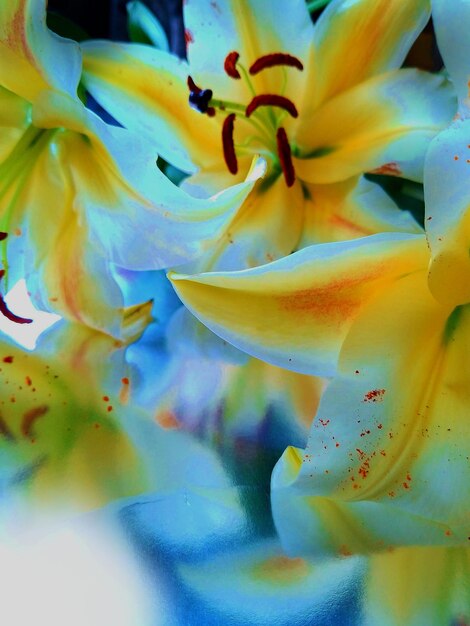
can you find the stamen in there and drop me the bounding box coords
[187,76,215,116]
[276,127,295,187]
[222,113,238,174]
[224,51,241,79]
[0,268,33,324]
[0,294,33,324]
[249,53,304,75]
[0,232,7,241]
[246,95,298,118]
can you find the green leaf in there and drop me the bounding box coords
[126,1,169,51]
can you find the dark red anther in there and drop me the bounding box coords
[224,51,241,79]
[276,127,295,187]
[0,294,33,324]
[187,75,201,94]
[0,269,33,324]
[249,53,304,75]
[222,113,238,175]
[0,232,7,241]
[246,94,298,118]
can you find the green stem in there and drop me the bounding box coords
[307,0,331,12]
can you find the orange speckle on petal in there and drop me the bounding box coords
[363,388,385,403]
[156,410,181,430]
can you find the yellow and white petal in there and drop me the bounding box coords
[309,0,430,108]
[433,0,470,108]
[272,270,469,555]
[81,41,222,173]
[295,69,456,184]
[33,89,266,271]
[424,119,470,307]
[364,547,470,626]
[3,134,140,339]
[197,168,304,271]
[184,0,314,102]
[0,0,81,103]
[170,233,428,377]
[0,87,30,161]
[300,176,422,247]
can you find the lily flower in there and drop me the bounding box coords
[0,322,155,511]
[0,0,263,338]
[169,223,469,550]
[81,0,454,271]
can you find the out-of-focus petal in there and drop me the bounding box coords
[364,547,470,626]
[177,538,362,625]
[0,327,153,511]
[170,233,428,377]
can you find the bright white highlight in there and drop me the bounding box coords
[0,516,154,626]
[0,279,60,349]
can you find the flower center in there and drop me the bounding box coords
[187,51,303,187]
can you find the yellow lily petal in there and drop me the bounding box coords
[294,69,456,184]
[170,234,428,377]
[81,41,222,173]
[310,0,430,108]
[433,0,470,107]
[0,0,81,103]
[184,0,314,101]
[32,89,267,270]
[272,270,469,555]
[192,163,304,271]
[0,87,30,161]
[300,176,422,247]
[364,547,470,626]
[223,357,325,435]
[425,118,470,307]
